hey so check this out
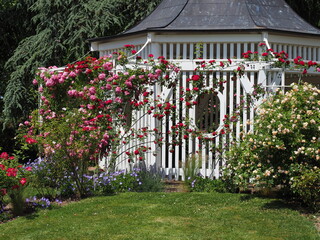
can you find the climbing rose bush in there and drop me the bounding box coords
[18,43,319,198]
[18,45,242,197]
[223,83,320,204]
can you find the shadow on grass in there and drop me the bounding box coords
[24,212,39,220]
[239,192,316,214]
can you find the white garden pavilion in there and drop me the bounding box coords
[89,0,320,179]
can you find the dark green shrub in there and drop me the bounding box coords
[291,168,320,211]
[189,175,228,193]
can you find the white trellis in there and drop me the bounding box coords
[98,54,319,180]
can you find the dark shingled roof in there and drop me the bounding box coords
[90,0,320,42]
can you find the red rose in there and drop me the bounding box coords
[191,75,200,81]
[26,137,37,144]
[0,152,9,159]
[20,178,27,186]
[6,168,18,177]
[25,167,32,171]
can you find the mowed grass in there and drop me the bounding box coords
[0,192,319,240]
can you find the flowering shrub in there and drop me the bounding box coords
[26,158,93,199]
[0,152,32,215]
[27,157,162,198]
[223,83,320,206]
[94,168,142,194]
[26,196,51,209]
[95,168,163,193]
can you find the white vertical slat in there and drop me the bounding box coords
[237,43,241,59]
[169,43,174,59]
[176,43,181,59]
[142,107,148,167]
[243,43,248,55]
[236,74,241,140]
[308,47,312,61]
[288,45,292,59]
[298,46,302,57]
[279,44,283,52]
[250,43,255,53]
[154,80,163,175]
[190,43,194,59]
[167,112,173,180]
[138,105,142,169]
[293,45,297,58]
[221,72,227,167]
[203,43,207,59]
[208,73,214,174]
[143,45,147,59]
[188,72,194,176]
[215,72,222,179]
[216,43,221,59]
[134,109,139,167]
[181,71,188,180]
[210,43,214,59]
[214,135,220,179]
[274,44,278,53]
[229,74,234,142]
[150,83,158,169]
[303,47,307,59]
[313,47,317,61]
[183,43,187,59]
[283,44,287,54]
[242,77,248,134]
[249,72,255,132]
[174,77,181,179]
[223,43,228,59]
[214,71,221,179]
[230,43,234,59]
[162,43,167,58]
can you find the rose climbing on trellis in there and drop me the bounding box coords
[18,44,320,197]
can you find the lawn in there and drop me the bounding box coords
[0,192,319,240]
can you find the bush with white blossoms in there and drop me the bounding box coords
[223,82,320,207]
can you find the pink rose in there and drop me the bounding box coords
[98,73,106,80]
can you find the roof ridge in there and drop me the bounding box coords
[159,0,190,29]
[244,0,262,29]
